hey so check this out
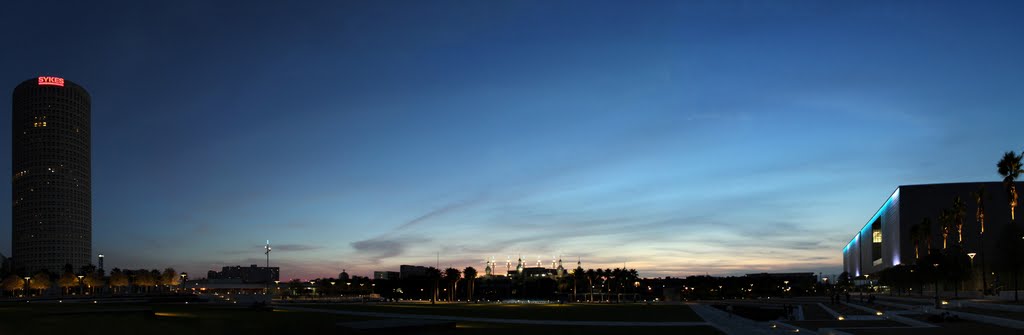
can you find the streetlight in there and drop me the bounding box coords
[23,277,30,297]
[180,273,187,292]
[933,263,941,309]
[77,275,84,295]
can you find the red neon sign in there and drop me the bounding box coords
[38,76,65,87]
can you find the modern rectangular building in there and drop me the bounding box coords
[843,182,1022,278]
[400,265,430,279]
[207,264,280,283]
[374,271,400,280]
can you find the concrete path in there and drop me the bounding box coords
[273,305,712,327]
[687,303,776,335]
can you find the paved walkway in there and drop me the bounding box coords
[687,303,776,335]
[272,305,712,327]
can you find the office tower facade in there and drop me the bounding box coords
[11,76,92,274]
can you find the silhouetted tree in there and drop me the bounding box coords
[444,267,461,301]
[59,271,77,296]
[463,266,477,302]
[1,274,23,296]
[109,268,128,294]
[30,272,50,295]
[940,208,953,250]
[953,196,967,245]
[998,151,1024,301]
[997,151,1022,221]
[161,268,179,289]
[425,267,441,304]
[920,218,933,255]
[974,185,989,293]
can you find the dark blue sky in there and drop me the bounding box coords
[2,1,1023,280]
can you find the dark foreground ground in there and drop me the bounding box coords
[0,301,721,335]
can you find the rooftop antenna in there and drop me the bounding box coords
[264,240,272,294]
[264,240,272,268]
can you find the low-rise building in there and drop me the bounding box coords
[207,264,280,284]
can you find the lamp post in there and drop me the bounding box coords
[77,275,84,295]
[933,263,941,309]
[967,252,978,293]
[23,277,30,297]
[180,273,187,292]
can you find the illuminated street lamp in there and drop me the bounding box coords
[933,263,941,308]
[77,275,84,295]
[23,277,30,296]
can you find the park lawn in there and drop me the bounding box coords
[0,302,720,335]
[302,302,706,322]
[0,302,373,335]
[454,322,723,335]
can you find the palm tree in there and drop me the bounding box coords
[910,224,922,260]
[425,267,441,304]
[997,151,1023,221]
[920,218,933,255]
[585,269,596,301]
[974,185,989,294]
[444,267,460,302]
[572,267,584,301]
[463,267,477,302]
[939,209,953,250]
[975,186,987,234]
[954,196,967,245]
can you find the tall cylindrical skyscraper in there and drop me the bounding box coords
[12,76,92,275]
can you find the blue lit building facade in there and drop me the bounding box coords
[843,182,1023,279]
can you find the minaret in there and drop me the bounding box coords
[557,257,565,278]
[506,257,511,275]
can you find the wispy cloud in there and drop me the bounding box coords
[351,236,431,264]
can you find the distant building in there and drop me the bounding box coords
[12,76,93,275]
[207,264,279,283]
[0,253,9,275]
[400,265,430,279]
[511,257,566,278]
[374,271,400,280]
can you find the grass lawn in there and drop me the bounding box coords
[0,302,717,335]
[0,302,371,335]
[454,322,722,334]
[301,302,705,322]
